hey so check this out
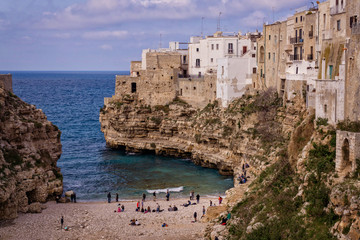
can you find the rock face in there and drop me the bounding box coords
[0,88,63,220]
[100,89,305,181]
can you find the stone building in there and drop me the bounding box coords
[115,52,182,106]
[336,130,360,176]
[216,33,260,107]
[0,74,13,92]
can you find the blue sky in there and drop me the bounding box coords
[0,0,311,71]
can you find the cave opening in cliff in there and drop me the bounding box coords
[26,189,36,205]
[342,138,350,170]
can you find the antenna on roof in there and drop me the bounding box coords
[217,12,222,32]
[201,17,204,38]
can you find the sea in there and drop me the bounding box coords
[2,71,234,201]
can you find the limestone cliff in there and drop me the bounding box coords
[100,90,305,179]
[0,87,63,220]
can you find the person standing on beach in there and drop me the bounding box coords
[153,191,156,201]
[116,193,119,202]
[74,192,77,203]
[210,200,213,206]
[107,192,111,203]
[142,193,146,202]
[193,212,197,222]
[166,190,170,201]
[218,196,222,205]
[60,216,64,229]
[202,206,206,216]
[196,194,200,204]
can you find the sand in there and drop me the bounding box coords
[0,197,223,240]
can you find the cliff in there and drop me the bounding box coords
[100,89,360,239]
[100,89,305,179]
[0,87,63,220]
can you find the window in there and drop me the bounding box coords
[296,17,298,23]
[228,43,233,54]
[131,82,137,93]
[300,16,303,22]
[198,72,201,77]
[222,66,224,75]
[216,44,219,50]
[323,14,326,25]
[196,48,199,52]
[253,68,257,74]
[269,35,271,40]
[243,46,247,54]
[211,58,213,63]
[211,44,214,50]
[196,59,200,67]
[324,104,327,113]
[183,55,187,63]
[194,86,196,90]
[336,0,339,5]
[268,52,271,60]
[337,20,341,31]
[252,54,256,58]
[180,89,182,96]
[273,53,275,62]
[350,16,358,28]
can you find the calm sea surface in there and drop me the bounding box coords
[2,71,233,201]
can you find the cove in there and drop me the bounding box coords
[7,71,233,201]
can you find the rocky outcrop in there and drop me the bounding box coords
[100,89,307,187]
[0,88,63,220]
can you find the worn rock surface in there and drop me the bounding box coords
[0,88,63,219]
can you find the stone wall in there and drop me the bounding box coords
[336,131,360,175]
[0,74,13,92]
[315,78,345,125]
[178,73,216,108]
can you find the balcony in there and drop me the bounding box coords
[290,55,302,61]
[307,54,314,61]
[290,37,304,44]
[284,44,292,52]
[308,31,314,39]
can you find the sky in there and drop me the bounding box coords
[0,0,313,71]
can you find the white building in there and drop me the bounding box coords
[188,31,260,107]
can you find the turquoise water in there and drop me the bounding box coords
[3,71,233,201]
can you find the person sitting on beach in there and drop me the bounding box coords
[173,205,178,211]
[168,205,173,211]
[221,217,227,225]
[147,206,151,212]
[156,203,160,212]
[118,206,121,212]
[135,219,140,226]
[121,205,125,212]
[141,207,144,213]
[183,200,191,207]
[130,219,136,225]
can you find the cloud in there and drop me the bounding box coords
[100,44,113,50]
[83,30,128,40]
[54,33,72,39]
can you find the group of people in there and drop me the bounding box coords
[238,162,250,184]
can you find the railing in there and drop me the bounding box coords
[228,49,234,54]
[309,31,314,39]
[290,37,304,44]
[307,54,314,61]
[290,55,302,61]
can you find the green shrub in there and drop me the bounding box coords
[307,143,335,175]
[337,119,360,132]
[222,126,233,137]
[154,105,170,113]
[316,118,328,127]
[150,117,162,125]
[342,223,351,235]
[171,97,189,106]
[34,122,43,129]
